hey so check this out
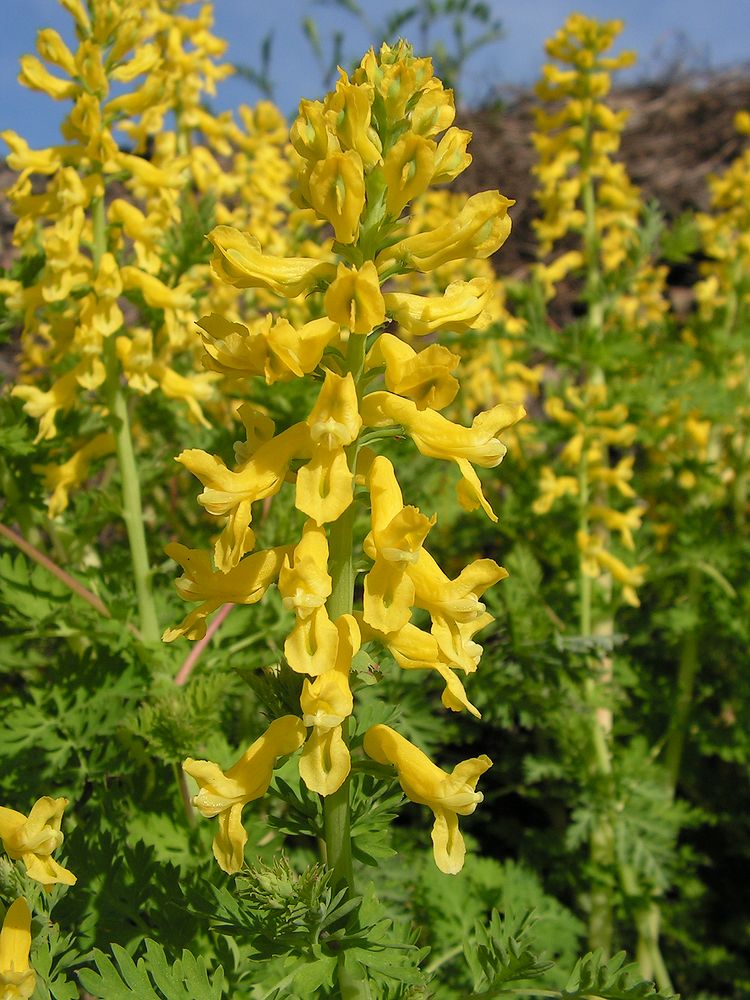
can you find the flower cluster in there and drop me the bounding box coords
[0,796,75,997]
[533,383,646,607]
[531,13,666,326]
[0,796,76,890]
[694,111,750,320]
[2,0,301,515]
[172,41,521,876]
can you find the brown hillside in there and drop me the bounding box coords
[455,69,750,276]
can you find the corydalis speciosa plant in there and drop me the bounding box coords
[168,41,522,882]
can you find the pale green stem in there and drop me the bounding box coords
[619,865,674,994]
[579,424,614,956]
[579,102,616,948]
[322,331,372,1000]
[92,197,160,644]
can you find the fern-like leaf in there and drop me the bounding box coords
[77,940,225,1000]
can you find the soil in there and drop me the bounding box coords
[454,68,750,277]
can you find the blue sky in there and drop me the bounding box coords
[2,0,749,147]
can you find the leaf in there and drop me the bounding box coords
[561,949,677,1000]
[77,940,225,1000]
[464,908,553,993]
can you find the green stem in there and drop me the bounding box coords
[663,565,700,799]
[578,385,615,956]
[93,196,160,644]
[322,331,371,999]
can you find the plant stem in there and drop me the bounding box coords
[0,521,120,624]
[321,330,371,999]
[579,430,615,957]
[92,196,160,644]
[663,565,700,797]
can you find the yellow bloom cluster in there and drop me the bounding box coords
[3,0,300,516]
[531,14,666,325]
[664,113,750,524]
[694,111,750,319]
[0,796,74,998]
[173,41,522,876]
[390,189,539,441]
[533,383,646,607]
[0,796,76,890]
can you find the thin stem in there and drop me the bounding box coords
[663,565,700,799]
[0,521,118,624]
[92,196,160,644]
[175,602,234,686]
[322,330,371,999]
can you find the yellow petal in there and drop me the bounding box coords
[431,808,465,874]
[212,803,246,875]
[377,191,513,273]
[207,226,335,296]
[0,898,33,988]
[295,449,354,525]
[285,606,340,675]
[308,149,365,244]
[301,670,353,729]
[324,262,385,334]
[299,726,351,797]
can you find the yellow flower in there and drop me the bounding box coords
[308,149,366,244]
[119,266,194,312]
[410,78,455,137]
[361,392,524,519]
[198,312,339,384]
[163,542,293,641]
[431,127,473,184]
[0,898,35,999]
[409,550,505,673]
[324,261,385,334]
[18,54,78,100]
[378,190,513,273]
[357,617,480,717]
[363,724,491,873]
[177,423,310,571]
[296,372,362,524]
[279,522,332,619]
[39,432,114,517]
[383,277,493,336]
[362,456,434,633]
[383,133,436,217]
[299,668,354,796]
[0,797,76,889]
[12,369,80,443]
[324,74,381,168]
[290,99,330,160]
[36,28,77,77]
[183,716,306,874]
[306,372,361,450]
[207,225,335,296]
[366,334,460,411]
[576,531,646,607]
[533,466,579,515]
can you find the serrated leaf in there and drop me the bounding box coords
[561,949,677,1000]
[77,940,224,1000]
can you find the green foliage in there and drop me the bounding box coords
[77,940,225,1000]
[463,907,554,994]
[561,950,676,1000]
